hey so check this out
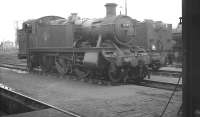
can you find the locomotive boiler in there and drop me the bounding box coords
[17,3,150,83]
[76,8,135,46]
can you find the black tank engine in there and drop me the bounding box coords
[17,3,150,83]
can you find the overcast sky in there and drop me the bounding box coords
[0,0,181,42]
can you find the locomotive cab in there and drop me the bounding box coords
[17,22,33,59]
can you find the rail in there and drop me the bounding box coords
[0,63,182,91]
[0,83,82,117]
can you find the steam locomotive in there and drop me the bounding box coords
[17,3,150,83]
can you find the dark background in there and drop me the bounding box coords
[183,0,200,116]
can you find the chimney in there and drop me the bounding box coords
[105,3,117,17]
[167,24,172,30]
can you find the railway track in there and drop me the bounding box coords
[149,69,182,78]
[0,63,182,91]
[0,63,27,71]
[0,62,182,77]
[0,62,26,67]
[141,79,181,91]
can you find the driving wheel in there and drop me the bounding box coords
[108,62,125,83]
[55,57,68,75]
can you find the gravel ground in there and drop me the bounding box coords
[0,68,182,117]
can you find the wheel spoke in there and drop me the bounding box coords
[55,58,67,75]
[74,67,90,79]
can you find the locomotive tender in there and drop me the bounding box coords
[17,3,150,83]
